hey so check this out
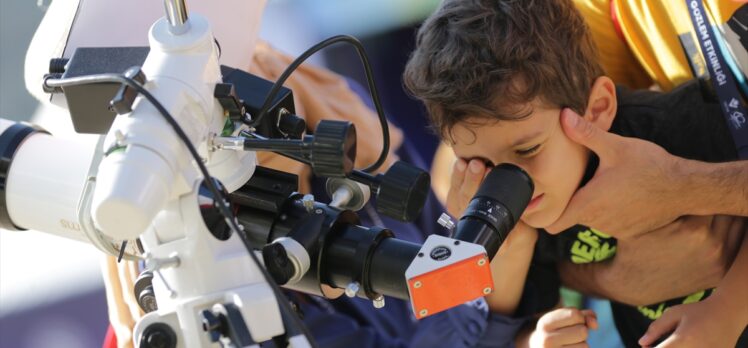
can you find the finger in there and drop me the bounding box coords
[652,332,681,348]
[560,108,617,159]
[562,344,589,348]
[446,159,468,216]
[539,308,586,331]
[639,308,680,346]
[461,159,485,203]
[581,309,598,330]
[449,158,467,193]
[545,324,589,346]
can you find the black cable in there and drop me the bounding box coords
[251,35,390,173]
[44,74,319,348]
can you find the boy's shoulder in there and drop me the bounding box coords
[612,80,738,162]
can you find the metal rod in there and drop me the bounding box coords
[163,0,190,35]
[243,138,309,152]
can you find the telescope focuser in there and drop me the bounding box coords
[349,161,430,222]
[240,120,356,178]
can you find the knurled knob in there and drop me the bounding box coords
[310,120,357,178]
[376,161,430,222]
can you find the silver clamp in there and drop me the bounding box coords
[437,213,456,232]
[144,252,181,299]
[212,136,245,151]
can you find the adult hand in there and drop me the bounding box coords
[446,158,489,217]
[638,294,746,348]
[546,109,685,239]
[559,215,743,306]
[528,308,598,348]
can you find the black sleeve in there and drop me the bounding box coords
[613,80,739,162]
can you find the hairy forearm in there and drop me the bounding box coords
[560,216,745,306]
[680,159,748,217]
[558,260,690,306]
[558,250,722,307]
[557,261,609,300]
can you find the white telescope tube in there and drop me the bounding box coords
[0,120,95,242]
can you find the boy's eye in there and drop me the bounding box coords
[515,144,540,156]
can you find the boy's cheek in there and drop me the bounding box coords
[520,213,548,231]
[521,201,566,232]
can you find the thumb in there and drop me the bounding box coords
[581,309,598,330]
[639,309,680,347]
[560,108,615,159]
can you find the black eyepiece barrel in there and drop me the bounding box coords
[452,164,533,259]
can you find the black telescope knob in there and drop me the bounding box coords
[310,120,357,178]
[262,243,294,285]
[376,161,430,222]
[278,112,306,139]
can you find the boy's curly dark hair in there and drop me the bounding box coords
[403,0,604,140]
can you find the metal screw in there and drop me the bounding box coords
[419,309,429,317]
[413,281,422,289]
[146,253,181,271]
[477,258,487,266]
[345,282,360,298]
[201,310,221,343]
[373,295,385,309]
[437,213,455,231]
[483,287,492,295]
[114,130,126,146]
[302,194,315,212]
[202,311,221,332]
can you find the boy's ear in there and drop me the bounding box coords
[583,76,617,131]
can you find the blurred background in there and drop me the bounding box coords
[0,1,622,347]
[0,1,439,347]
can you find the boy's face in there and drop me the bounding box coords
[450,102,589,231]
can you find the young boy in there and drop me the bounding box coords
[403,0,748,347]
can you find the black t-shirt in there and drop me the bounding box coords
[530,80,746,347]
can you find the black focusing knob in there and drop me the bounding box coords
[310,120,357,178]
[278,112,306,139]
[376,161,430,222]
[48,58,69,74]
[262,243,294,285]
